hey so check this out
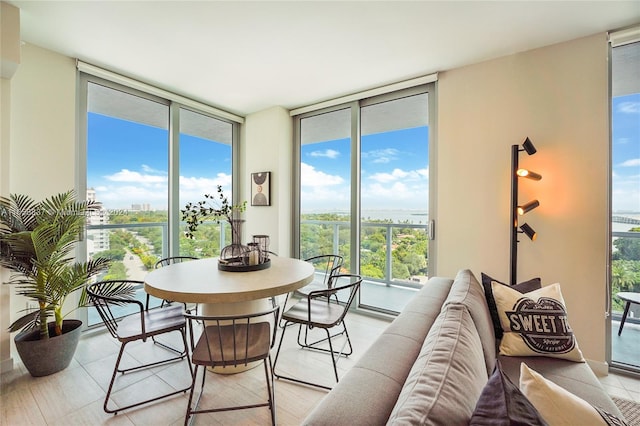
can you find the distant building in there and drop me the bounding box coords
[87,188,110,255]
[131,203,152,212]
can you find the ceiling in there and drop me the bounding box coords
[8,1,640,117]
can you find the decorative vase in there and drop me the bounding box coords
[219,219,249,265]
[14,319,82,377]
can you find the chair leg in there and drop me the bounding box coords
[325,328,339,383]
[618,301,632,336]
[273,320,344,391]
[264,356,276,426]
[278,293,291,328]
[184,365,202,426]
[104,341,128,414]
[297,321,353,357]
[103,330,192,415]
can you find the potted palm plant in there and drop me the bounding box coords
[0,190,111,376]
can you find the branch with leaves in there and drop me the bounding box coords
[181,185,246,239]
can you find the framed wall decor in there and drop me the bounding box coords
[251,171,271,206]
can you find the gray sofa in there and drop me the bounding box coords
[303,269,623,425]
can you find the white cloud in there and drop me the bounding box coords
[369,168,427,183]
[363,148,399,164]
[618,102,640,114]
[301,163,344,187]
[620,158,640,167]
[309,149,340,159]
[179,173,233,204]
[105,169,167,184]
[141,164,167,174]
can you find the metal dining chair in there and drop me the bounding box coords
[154,256,198,308]
[273,274,362,390]
[86,279,192,414]
[183,302,280,425]
[280,254,343,327]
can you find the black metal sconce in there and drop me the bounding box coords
[510,137,541,285]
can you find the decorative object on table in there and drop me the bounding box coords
[247,242,261,266]
[251,171,271,206]
[182,185,257,270]
[252,234,271,263]
[510,137,542,285]
[0,190,112,376]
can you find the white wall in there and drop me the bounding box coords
[1,77,13,373]
[1,1,20,372]
[9,43,76,197]
[242,106,293,257]
[436,33,610,366]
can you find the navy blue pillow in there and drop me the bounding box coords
[481,273,541,340]
[470,360,548,426]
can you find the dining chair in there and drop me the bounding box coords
[183,302,280,425]
[152,256,198,350]
[273,274,362,390]
[154,256,198,308]
[279,254,343,327]
[86,279,192,414]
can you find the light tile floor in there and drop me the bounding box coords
[2,310,639,426]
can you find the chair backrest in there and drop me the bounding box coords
[86,280,143,338]
[155,256,198,269]
[308,274,362,326]
[305,254,344,289]
[184,303,280,368]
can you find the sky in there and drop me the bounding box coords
[88,112,232,210]
[612,93,640,213]
[300,126,429,212]
[88,93,639,215]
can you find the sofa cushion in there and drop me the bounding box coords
[444,269,497,375]
[387,304,488,425]
[481,272,541,339]
[302,277,454,426]
[492,282,585,362]
[499,355,623,417]
[519,363,629,426]
[470,360,547,425]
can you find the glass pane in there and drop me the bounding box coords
[299,108,352,270]
[359,93,429,313]
[178,108,233,257]
[611,41,640,371]
[86,82,169,326]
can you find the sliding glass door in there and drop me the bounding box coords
[610,38,640,373]
[295,85,434,314]
[359,93,430,313]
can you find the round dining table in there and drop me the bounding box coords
[144,256,314,315]
[144,256,314,373]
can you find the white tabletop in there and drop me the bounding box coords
[144,257,314,304]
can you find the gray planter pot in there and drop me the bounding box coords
[14,319,82,377]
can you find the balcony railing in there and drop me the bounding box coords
[301,219,429,290]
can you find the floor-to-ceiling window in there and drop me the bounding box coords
[294,83,435,314]
[79,71,239,326]
[609,31,640,373]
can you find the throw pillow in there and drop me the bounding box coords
[470,360,547,425]
[481,273,541,339]
[519,363,629,426]
[492,282,584,362]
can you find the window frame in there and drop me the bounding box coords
[77,72,240,329]
[292,83,437,315]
